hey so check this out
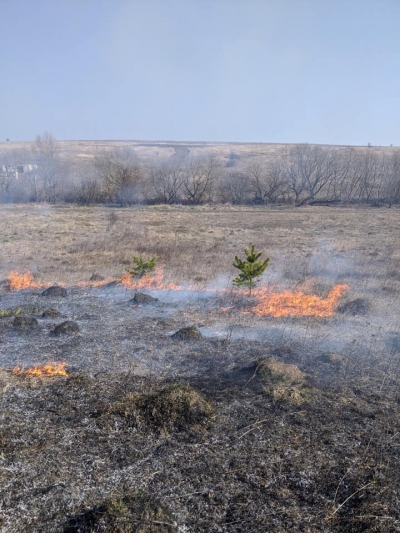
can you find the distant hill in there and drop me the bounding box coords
[0,139,398,167]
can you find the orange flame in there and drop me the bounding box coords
[3,270,348,319]
[247,284,349,317]
[3,268,186,292]
[12,362,68,378]
[7,271,45,290]
[119,267,184,291]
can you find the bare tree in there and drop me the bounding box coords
[383,152,400,206]
[34,131,64,201]
[61,159,103,204]
[324,147,355,201]
[281,145,337,205]
[218,171,250,204]
[35,131,57,160]
[247,159,287,204]
[181,157,219,204]
[150,162,185,204]
[94,147,143,205]
[357,152,386,202]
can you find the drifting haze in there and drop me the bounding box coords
[1,0,400,145]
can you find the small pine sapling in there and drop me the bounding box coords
[233,244,269,295]
[126,256,157,278]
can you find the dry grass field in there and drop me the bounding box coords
[0,204,400,532]
[1,203,399,286]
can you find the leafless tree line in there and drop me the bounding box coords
[221,145,400,207]
[1,136,399,206]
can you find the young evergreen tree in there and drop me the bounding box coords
[233,244,269,295]
[126,256,157,278]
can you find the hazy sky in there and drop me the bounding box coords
[1,0,400,145]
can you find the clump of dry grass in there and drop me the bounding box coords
[257,358,312,405]
[50,320,80,336]
[105,383,215,434]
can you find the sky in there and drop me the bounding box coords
[1,0,400,146]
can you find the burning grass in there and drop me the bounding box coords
[120,267,186,291]
[247,283,349,317]
[12,361,68,378]
[3,268,350,319]
[2,267,187,293]
[6,270,45,291]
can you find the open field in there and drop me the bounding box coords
[0,204,400,531]
[1,203,399,285]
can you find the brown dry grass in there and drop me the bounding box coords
[1,204,399,293]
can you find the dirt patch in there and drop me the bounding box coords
[317,353,348,367]
[89,273,105,282]
[51,320,80,336]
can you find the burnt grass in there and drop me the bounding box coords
[0,283,399,532]
[1,357,400,532]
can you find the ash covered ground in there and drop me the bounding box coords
[1,279,400,532]
[0,282,398,381]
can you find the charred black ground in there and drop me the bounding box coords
[0,279,399,532]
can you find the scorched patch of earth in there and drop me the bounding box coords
[1,363,400,532]
[0,282,397,385]
[0,280,400,532]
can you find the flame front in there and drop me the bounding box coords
[12,362,68,377]
[3,269,348,318]
[119,267,184,291]
[248,284,349,317]
[7,271,44,290]
[4,268,185,292]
